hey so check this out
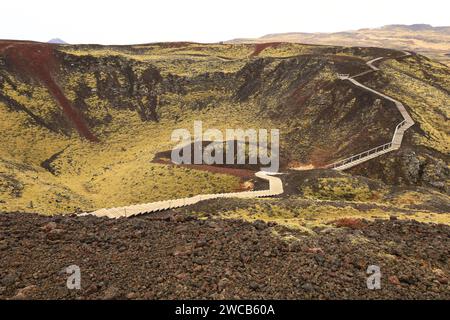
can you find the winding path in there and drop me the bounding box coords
[327,51,414,170]
[81,171,283,218]
[82,51,415,218]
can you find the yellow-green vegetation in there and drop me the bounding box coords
[152,58,247,77]
[3,42,291,215]
[0,98,257,214]
[0,101,69,164]
[59,43,255,76]
[301,177,386,202]
[62,43,254,61]
[203,201,450,235]
[1,81,63,129]
[58,42,364,77]
[390,190,450,209]
[382,59,450,154]
[256,43,320,58]
[1,42,448,217]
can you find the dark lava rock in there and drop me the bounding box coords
[41,222,58,232]
[102,286,121,300]
[1,273,17,287]
[253,220,267,231]
[301,283,314,292]
[249,281,259,291]
[1,212,449,299]
[47,228,64,240]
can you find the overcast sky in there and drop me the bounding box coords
[1,0,448,44]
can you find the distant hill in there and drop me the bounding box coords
[228,24,450,65]
[47,38,67,44]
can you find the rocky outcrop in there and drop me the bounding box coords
[350,148,449,193]
[401,150,448,192]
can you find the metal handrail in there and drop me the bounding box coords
[325,52,416,171]
[327,142,392,169]
[327,118,408,169]
[391,120,407,143]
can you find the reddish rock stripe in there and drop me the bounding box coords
[1,41,98,142]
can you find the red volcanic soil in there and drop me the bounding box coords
[153,159,256,180]
[250,42,282,57]
[153,159,260,191]
[0,41,98,142]
[332,218,367,230]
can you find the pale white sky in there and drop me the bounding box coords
[1,0,448,44]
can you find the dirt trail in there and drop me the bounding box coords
[0,41,98,142]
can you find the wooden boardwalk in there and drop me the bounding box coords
[325,51,414,170]
[81,171,283,219]
[83,51,415,218]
